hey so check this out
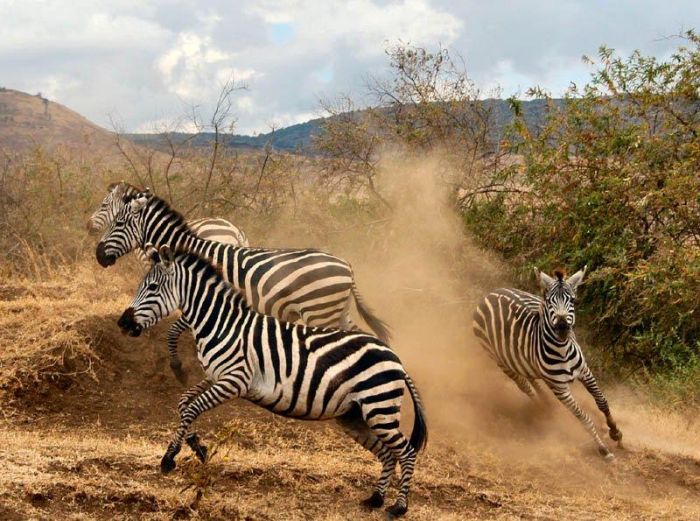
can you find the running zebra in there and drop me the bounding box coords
[88,182,249,382]
[87,182,249,260]
[117,247,426,517]
[95,190,390,342]
[472,267,623,459]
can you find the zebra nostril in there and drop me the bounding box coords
[96,242,116,267]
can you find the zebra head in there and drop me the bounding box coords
[118,245,179,337]
[87,182,136,235]
[95,189,151,267]
[535,266,587,341]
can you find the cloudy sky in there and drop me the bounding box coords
[2,0,698,134]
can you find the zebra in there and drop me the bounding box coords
[116,246,427,517]
[95,190,391,344]
[88,182,249,261]
[472,267,623,460]
[88,181,249,383]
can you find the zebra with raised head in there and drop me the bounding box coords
[95,190,391,342]
[88,182,250,259]
[472,267,623,460]
[88,182,249,382]
[117,246,426,518]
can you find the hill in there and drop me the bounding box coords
[127,99,560,153]
[0,88,557,155]
[0,88,116,152]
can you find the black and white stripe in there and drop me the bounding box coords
[88,182,249,382]
[95,191,390,342]
[117,247,426,517]
[472,267,623,459]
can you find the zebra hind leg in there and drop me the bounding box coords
[361,401,416,518]
[336,405,396,509]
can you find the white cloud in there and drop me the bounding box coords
[0,0,697,134]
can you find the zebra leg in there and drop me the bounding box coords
[166,316,190,384]
[530,379,552,407]
[177,379,212,416]
[579,366,623,446]
[548,383,614,460]
[502,368,537,399]
[174,379,213,462]
[336,407,396,509]
[361,402,416,518]
[161,377,240,474]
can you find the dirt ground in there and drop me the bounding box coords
[1,312,699,521]
[1,158,699,520]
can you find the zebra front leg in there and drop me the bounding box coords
[502,368,537,400]
[161,377,240,474]
[579,366,623,447]
[175,379,213,462]
[549,383,613,460]
[167,317,190,384]
[336,409,396,509]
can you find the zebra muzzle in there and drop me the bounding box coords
[117,307,142,337]
[96,242,117,267]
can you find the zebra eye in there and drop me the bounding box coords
[147,283,159,291]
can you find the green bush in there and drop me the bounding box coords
[465,32,700,384]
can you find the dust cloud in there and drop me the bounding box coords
[260,151,699,491]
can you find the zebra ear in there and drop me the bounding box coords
[143,244,159,264]
[535,268,555,291]
[129,194,149,213]
[158,245,175,268]
[566,265,587,291]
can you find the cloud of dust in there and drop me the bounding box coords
[251,150,699,485]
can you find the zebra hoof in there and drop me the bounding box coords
[602,452,615,462]
[385,502,407,518]
[160,455,177,474]
[160,444,180,474]
[185,433,208,463]
[361,491,384,509]
[597,445,614,461]
[609,428,623,443]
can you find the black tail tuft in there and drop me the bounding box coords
[351,281,392,343]
[405,375,428,453]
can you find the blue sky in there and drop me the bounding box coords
[1,0,698,134]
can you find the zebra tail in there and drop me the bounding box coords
[351,281,392,343]
[405,374,428,453]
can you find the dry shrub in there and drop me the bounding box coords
[0,259,130,404]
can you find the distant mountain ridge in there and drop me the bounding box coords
[0,87,560,154]
[127,99,561,153]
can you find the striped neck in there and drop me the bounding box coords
[175,257,249,330]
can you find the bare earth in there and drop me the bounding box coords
[1,311,698,521]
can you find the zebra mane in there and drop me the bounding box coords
[553,268,566,282]
[139,193,199,237]
[173,249,251,310]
